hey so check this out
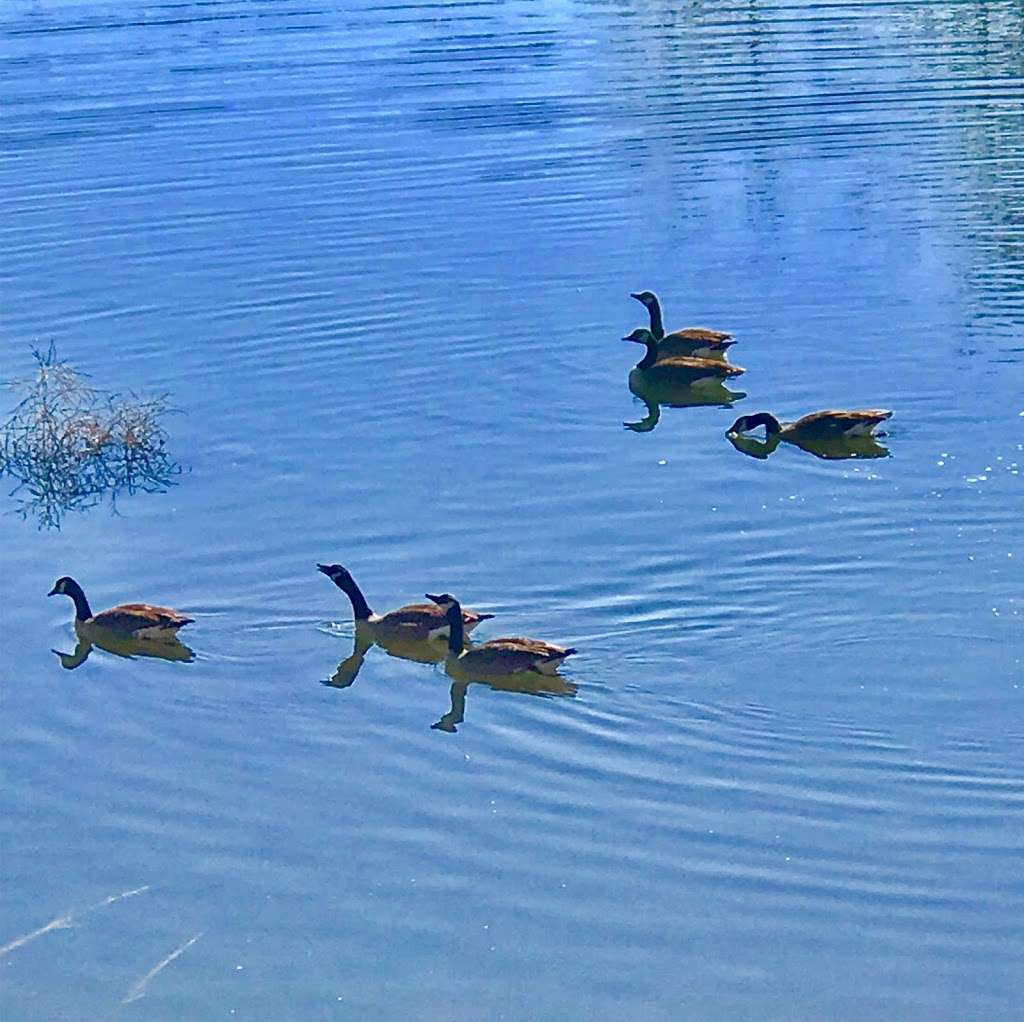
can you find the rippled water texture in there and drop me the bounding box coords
[2,1,1023,1018]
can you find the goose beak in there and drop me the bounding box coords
[425,593,442,604]
[622,335,638,343]
[47,585,58,596]
[629,292,644,301]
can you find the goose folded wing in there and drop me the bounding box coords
[385,604,486,629]
[379,605,443,628]
[653,357,744,378]
[799,410,892,433]
[663,327,733,343]
[92,604,193,630]
[482,637,570,657]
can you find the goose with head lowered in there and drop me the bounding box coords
[623,328,745,384]
[48,576,193,641]
[318,563,493,641]
[426,593,576,676]
[630,290,734,360]
[726,409,892,442]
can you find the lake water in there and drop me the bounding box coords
[2,1,1023,1017]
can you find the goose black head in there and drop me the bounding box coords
[630,290,658,308]
[622,327,655,344]
[727,412,781,438]
[48,576,76,597]
[425,592,457,609]
[317,563,352,582]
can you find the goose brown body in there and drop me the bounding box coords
[662,326,733,344]
[427,594,576,677]
[656,333,734,361]
[48,576,193,640]
[318,564,492,641]
[623,330,745,382]
[641,355,745,383]
[370,602,490,638]
[88,604,194,634]
[463,636,576,674]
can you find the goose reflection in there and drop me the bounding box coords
[321,622,578,735]
[727,432,890,461]
[53,632,195,670]
[432,674,578,734]
[624,371,746,432]
[322,624,448,689]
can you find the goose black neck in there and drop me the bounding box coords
[333,573,373,620]
[637,338,660,370]
[646,297,665,339]
[65,579,93,621]
[445,602,465,654]
[747,412,783,436]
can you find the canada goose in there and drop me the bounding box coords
[623,329,745,382]
[630,290,734,359]
[426,593,576,676]
[48,576,193,640]
[317,563,493,641]
[726,409,892,442]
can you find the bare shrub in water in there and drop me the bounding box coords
[0,343,180,528]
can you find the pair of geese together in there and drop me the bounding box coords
[625,291,893,450]
[46,568,577,677]
[317,567,576,732]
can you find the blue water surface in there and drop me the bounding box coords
[1,1,1023,1018]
